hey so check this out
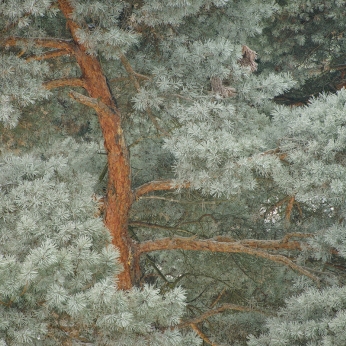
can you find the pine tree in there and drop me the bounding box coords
[1,1,346,345]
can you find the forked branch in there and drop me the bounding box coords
[119,53,151,90]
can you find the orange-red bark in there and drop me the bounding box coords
[134,180,191,200]
[44,77,86,90]
[58,0,134,289]
[137,236,319,282]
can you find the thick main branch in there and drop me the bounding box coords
[138,237,319,282]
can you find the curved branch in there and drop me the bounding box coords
[137,237,319,283]
[133,180,190,200]
[44,78,86,90]
[4,37,74,52]
[177,303,268,329]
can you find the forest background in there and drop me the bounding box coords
[1,0,346,345]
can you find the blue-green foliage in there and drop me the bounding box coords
[270,90,346,204]
[0,139,199,345]
[2,0,346,345]
[251,0,346,101]
[248,89,346,345]
[248,286,346,346]
[0,55,50,128]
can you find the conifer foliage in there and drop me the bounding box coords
[1,0,346,345]
[0,139,197,345]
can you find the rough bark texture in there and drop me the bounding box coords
[58,0,134,289]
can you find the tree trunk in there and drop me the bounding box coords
[58,0,134,290]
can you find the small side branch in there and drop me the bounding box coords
[133,180,190,200]
[282,232,313,243]
[129,221,193,235]
[190,324,218,346]
[26,49,71,62]
[44,78,86,90]
[137,237,319,283]
[177,303,268,329]
[119,53,150,90]
[261,147,288,162]
[4,36,74,52]
[238,238,304,251]
[146,107,170,136]
[285,196,295,222]
[119,53,141,91]
[209,288,226,309]
[119,53,168,135]
[69,90,116,117]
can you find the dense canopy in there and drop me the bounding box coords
[1,1,346,345]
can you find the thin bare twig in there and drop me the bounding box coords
[129,221,193,235]
[190,324,219,346]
